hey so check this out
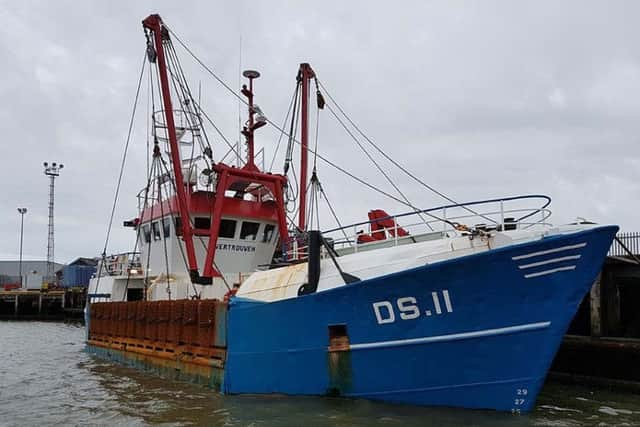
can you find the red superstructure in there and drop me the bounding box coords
[141,14,300,284]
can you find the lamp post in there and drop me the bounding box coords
[17,207,27,287]
[43,162,63,279]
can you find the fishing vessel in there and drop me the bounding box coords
[86,14,618,413]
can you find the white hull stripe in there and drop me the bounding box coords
[518,255,581,269]
[349,321,551,351]
[512,242,587,260]
[524,265,576,279]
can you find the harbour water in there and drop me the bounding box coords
[0,322,638,426]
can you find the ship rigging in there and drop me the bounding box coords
[87,14,617,413]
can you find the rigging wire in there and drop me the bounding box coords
[283,85,302,212]
[168,30,433,212]
[164,44,211,177]
[284,81,301,175]
[318,180,350,243]
[152,36,234,294]
[269,84,298,172]
[93,53,146,296]
[317,79,497,225]
[163,37,242,162]
[157,155,202,297]
[165,41,215,161]
[156,175,173,300]
[146,66,151,180]
[312,96,320,171]
[324,102,433,231]
[167,25,477,230]
[124,155,157,300]
[157,152,231,293]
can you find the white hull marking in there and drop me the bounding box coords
[431,292,442,315]
[350,321,552,351]
[442,290,453,313]
[517,255,581,269]
[511,243,586,261]
[523,265,576,279]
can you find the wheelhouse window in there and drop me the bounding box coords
[194,217,211,229]
[262,224,276,243]
[162,218,171,238]
[174,217,183,236]
[152,221,162,241]
[240,221,260,240]
[219,219,237,239]
[142,224,151,243]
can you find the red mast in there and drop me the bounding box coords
[240,70,265,171]
[298,63,315,231]
[142,15,200,281]
[141,15,291,282]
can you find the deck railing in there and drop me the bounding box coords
[285,194,552,260]
[95,252,143,277]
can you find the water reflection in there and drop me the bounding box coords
[1,321,639,426]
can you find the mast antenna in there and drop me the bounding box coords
[240,69,266,170]
[237,35,243,167]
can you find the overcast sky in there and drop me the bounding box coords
[1,1,639,263]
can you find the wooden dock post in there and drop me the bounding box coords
[38,293,42,314]
[14,294,19,317]
[590,273,602,337]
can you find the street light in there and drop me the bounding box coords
[43,162,63,278]
[17,207,27,287]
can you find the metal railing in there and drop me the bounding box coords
[285,195,552,260]
[95,252,143,277]
[609,232,640,257]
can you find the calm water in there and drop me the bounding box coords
[0,322,639,426]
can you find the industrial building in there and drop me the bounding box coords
[0,260,62,286]
[0,258,97,288]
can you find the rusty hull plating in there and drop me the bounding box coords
[87,300,227,388]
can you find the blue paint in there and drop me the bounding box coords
[223,226,617,412]
[62,264,97,287]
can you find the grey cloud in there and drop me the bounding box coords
[0,1,638,263]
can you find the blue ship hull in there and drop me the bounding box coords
[224,226,618,412]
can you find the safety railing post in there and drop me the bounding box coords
[443,207,447,233]
[500,200,505,231]
[354,225,358,254]
[394,217,399,246]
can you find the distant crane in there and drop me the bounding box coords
[43,162,63,279]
